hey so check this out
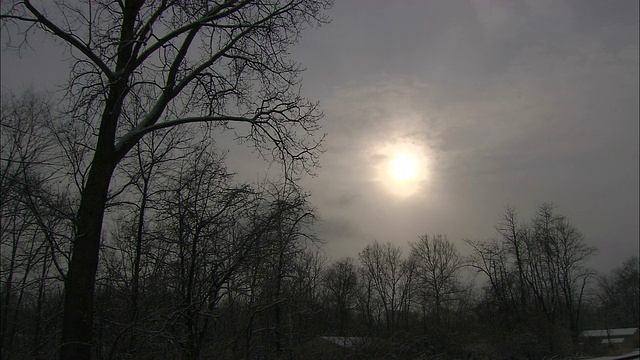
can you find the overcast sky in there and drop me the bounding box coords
[1,1,638,273]
[291,0,639,272]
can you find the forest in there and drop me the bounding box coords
[1,1,638,359]
[2,92,639,360]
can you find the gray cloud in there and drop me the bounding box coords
[298,0,638,272]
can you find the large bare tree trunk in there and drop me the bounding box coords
[60,1,139,356]
[60,156,116,359]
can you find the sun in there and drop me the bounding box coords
[372,140,430,198]
[390,154,418,180]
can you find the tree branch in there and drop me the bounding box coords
[22,0,114,81]
[115,115,264,154]
[130,0,253,72]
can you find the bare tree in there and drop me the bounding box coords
[205,181,317,359]
[358,241,411,332]
[410,234,463,329]
[1,1,331,358]
[597,256,639,329]
[495,206,529,313]
[154,146,254,359]
[1,92,74,360]
[90,128,191,359]
[288,250,326,338]
[466,204,596,355]
[465,237,515,313]
[323,257,359,335]
[528,203,596,350]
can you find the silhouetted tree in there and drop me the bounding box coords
[597,256,640,329]
[466,204,596,356]
[1,93,74,360]
[495,206,529,314]
[1,1,331,358]
[358,242,412,332]
[410,234,463,330]
[323,257,359,335]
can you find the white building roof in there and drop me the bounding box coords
[580,328,639,338]
[600,338,624,344]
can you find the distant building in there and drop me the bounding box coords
[579,328,640,355]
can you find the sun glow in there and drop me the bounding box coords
[390,154,418,180]
[375,140,430,198]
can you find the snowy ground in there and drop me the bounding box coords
[582,349,640,360]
